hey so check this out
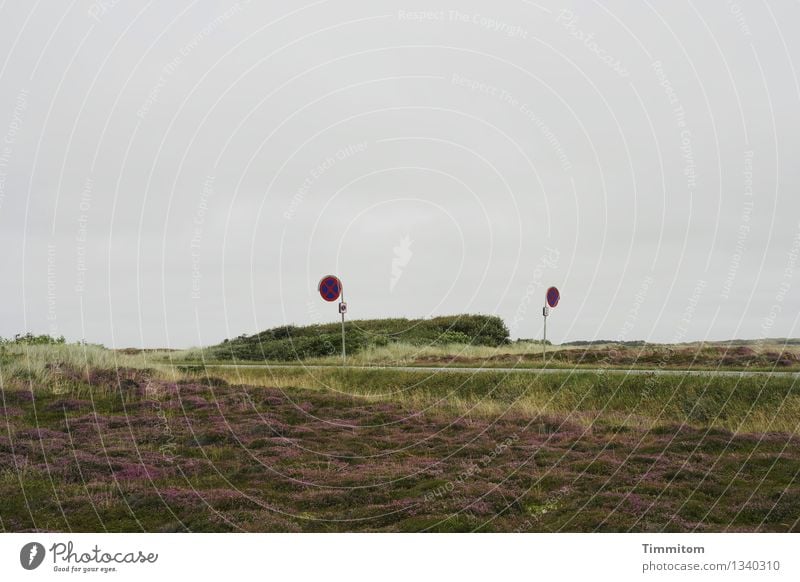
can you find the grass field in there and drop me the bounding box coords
[301,340,800,371]
[2,341,799,532]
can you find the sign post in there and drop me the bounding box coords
[544,286,560,364]
[543,305,548,362]
[338,294,347,364]
[318,275,346,365]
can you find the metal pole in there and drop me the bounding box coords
[543,305,547,364]
[340,291,346,365]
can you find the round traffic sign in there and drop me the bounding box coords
[546,286,560,308]
[318,275,343,302]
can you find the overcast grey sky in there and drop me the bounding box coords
[0,0,798,348]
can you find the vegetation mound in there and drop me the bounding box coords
[208,314,510,361]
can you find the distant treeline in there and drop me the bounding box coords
[515,338,552,345]
[725,338,800,346]
[212,314,510,361]
[0,333,66,345]
[562,338,800,347]
[561,340,648,347]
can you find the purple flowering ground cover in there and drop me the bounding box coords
[1,370,799,532]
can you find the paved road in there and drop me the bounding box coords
[201,364,800,379]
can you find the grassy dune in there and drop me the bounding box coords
[0,344,175,387]
[1,343,799,532]
[189,366,800,434]
[200,315,511,362]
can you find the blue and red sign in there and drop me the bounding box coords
[318,275,343,302]
[546,286,560,308]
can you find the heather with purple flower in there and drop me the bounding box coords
[2,359,800,532]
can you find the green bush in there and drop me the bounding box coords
[0,333,66,345]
